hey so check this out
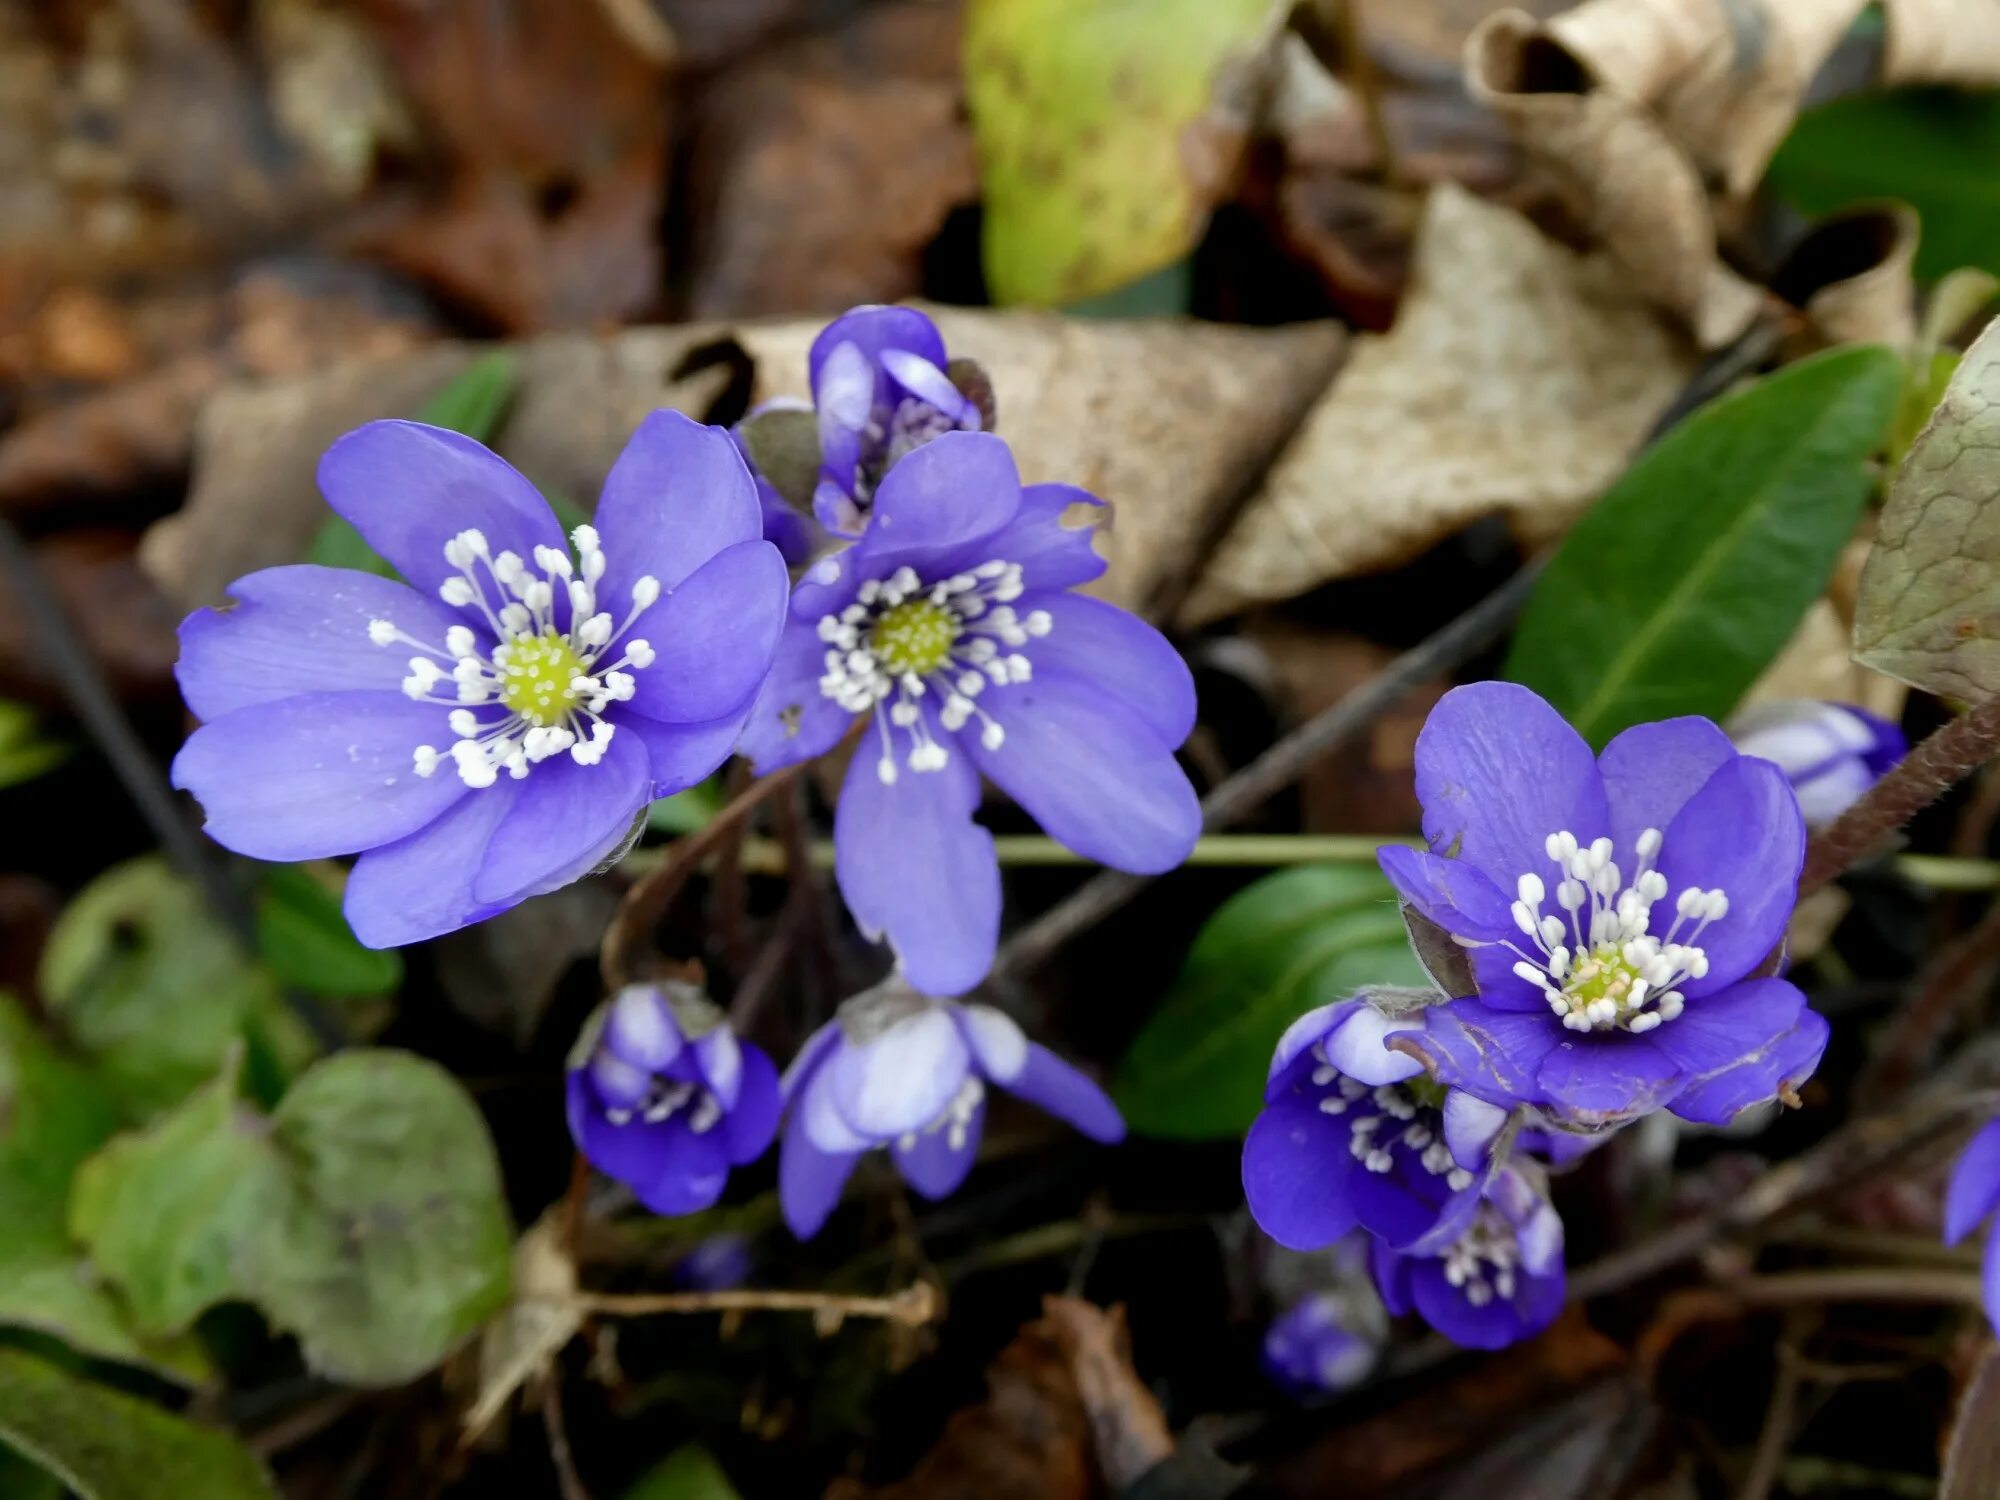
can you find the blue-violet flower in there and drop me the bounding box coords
[737,431,1200,995]
[566,982,781,1216]
[1945,1115,2000,1333]
[778,985,1125,1239]
[1726,699,1905,829]
[1378,682,1827,1131]
[1368,1165,1564,1351]
[1263,1289,1384,1399]
[171,413,789,947]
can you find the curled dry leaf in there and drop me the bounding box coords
[1855,313,2000,701]
[462,1212,583,1442]
[1772,203,1920,354]
[1182,185,1692,626]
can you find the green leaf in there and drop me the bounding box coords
[39,858,318,1119]
[255,865,402,998]
[965,0,1281,305]
[0,700,68,789]
[0,1346,277,1500]
[1113,865,1425,1139]
[1769,89,2000,282]
[621,1445,744,1500]
[0,996,209,1382]
[1856,314,2000,699]
[648,777,725,835]
[1503,344,1904,746]
[71,1049,514,1387]
[306,351,520,578]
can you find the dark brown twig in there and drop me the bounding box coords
[1861,897,2000,1102]
[542,1371,592,1500]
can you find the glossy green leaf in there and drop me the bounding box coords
[1113,864,1425,1139]
[622,1445,744,1500]
[1769,89,2000,282]
[38,858,318,1118]
[306,351,520,578]
[0,996,209,1382]
[1504,344,1903,746]
[255,865,402,997]
[965,0,1280,305]
[0,1347,277,1500]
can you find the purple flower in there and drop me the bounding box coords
[1263,1289,1383,1399]
[1378,683,1827,1131]
[566,983,781,1216]
[1726,700,1905,829]
[737,431,1200,995]
[674,1233,754,1292]
[804,306,985,537]
[1243,993,1511,1255]
[1945,1116,2000,1333]
[778,985,1124,1239]
[171,413,789,947]
[1369,1166,1564,1351]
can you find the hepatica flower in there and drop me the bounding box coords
[778,985,1124,1238]
[1263,1289,1384,1400]
[1243,993,1510,1255]
[1379,683,1826,1131]
[172,413,788,947]
[738,431,1200,995]
[567,982,780,1215]
[1369,1166,1564,1350]
[1945,1116,2000,1333]
[1726,699,1905,829]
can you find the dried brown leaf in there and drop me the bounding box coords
[1772,203,1920,354]
[1183,185,1692,625]
[461,1213,581,1442]
[1883,0,2000,84]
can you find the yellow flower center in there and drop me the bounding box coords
[870,598,960,678]
[499,630,589,726]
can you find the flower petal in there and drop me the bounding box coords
[1323,1003,1427,1087]
[634,1153,731,1216]
[973,669,1200,874]
[1268,1001,1361,1092]
[1242,1097,1362,1250]
[171,691,466,861]
[318,421,565,598]
[344,780,521,946]
[834,741,999,997]
[935,482,1107,592]
[736,618,856,774]
[1653,755,1805,994]
[808,305,948,393]
[1014,591,1195,747]
[722,1043,782,1167]
[826,1004,970,1140]
[1391,1001,1558,1108]
[1596,716,1737,858]
[1001,1045,1125,1142]
[1534,1033,1684,1125]
[470,728,651,905]
[594,410,763,598]
[1376,845,1518,946]
[1414,682,1608,889]
[779,1111,861,1240]
[176,566,468,720]
[617,704,754,799]
[955,1004,1028,1083]
[1646,978,1812,1126]
[1443,1091,1510,1171]
[622,540,789,723]
[893,1100,985,1200]
[1947,1119,2000,1245]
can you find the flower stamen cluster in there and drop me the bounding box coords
[1308,1042,1474,1190]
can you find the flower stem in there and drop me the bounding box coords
[550,1281,938,1330]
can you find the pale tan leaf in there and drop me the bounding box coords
[463,1212,582,1441]
[1883,0,2000,85]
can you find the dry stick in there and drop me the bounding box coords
[552,1282,939,1328]
[1801,694,2000,897]
[1737,1319,1809,1500]
[1860,897,2000,1103]
[542,1371,593,1500]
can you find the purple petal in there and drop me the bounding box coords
[722,1043,782,1167]
[690,1027,742,1109]
[604,987,683,1072]
[973,669,1200,874]
[470,729,650,905]
[781,1020,841,1101]
[735,619,856,774]
[171,692,466,861]
[880,350,972,421]
[1370,1239,1416,1316]
[834,740,999,997]
[622,540,789,724]
[815,341,875,484]
[1392,1001,1558,1108]
[1002,1044,1125,1142]
[1013,591,1195,747]
[343,781,519,946]
[954,1004,1029,1082]
[176,566,468,720]
[779,1109,861,1240]
[1653,755,1805,995]
[1443,1091,1510,1170]
[1467,942,1559,1012]
[1534,1033,1684,1125]
[634,1157,731,1216]
[1268,1001,1362,1091]
[1323,1003,1426,1087]
[1596,716,1737,859]
[934,482,1107,593]
[1243,1097,1362,1250]
[1648,978,1812,1126]
[1947,1119,2000,1245]
[594,411,763,598]
[1984,1230,2000,1335]
[1348,1162,1457,1251]
[825,1004,971,1141]
[318,421,565,598]
[1376,845,1517,946]
[1414,682,1608,889]
[618,703,754,798]
[893,1100,985,1200]
[808,305,948,394]
[1409,1262,1552,1350]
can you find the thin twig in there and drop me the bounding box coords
[1738,1322,1807,1500]
[1802,695,2000,896]
[1861,896,2000,1102]
[548,1282,939,1329]
[542,1372,592,1500]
